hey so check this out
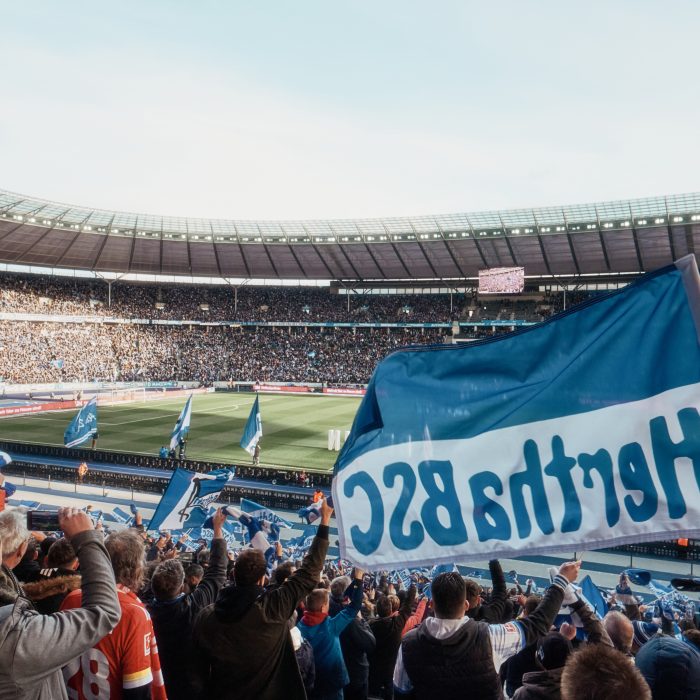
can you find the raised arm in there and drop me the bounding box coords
[190,507,229,610]
[262,498,331,621]
[14,509,121,684]
[480,560,508,623]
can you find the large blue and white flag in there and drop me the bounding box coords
[64,397,98,448]
[241,498,293,529]
[148,467,234,531]
[169,395,193,450]
[240,395,262,455]
[333,256,700,569]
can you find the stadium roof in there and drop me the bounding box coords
[1,188,699,281]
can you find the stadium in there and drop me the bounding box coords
[3,3,700,698]
[2,195,700,697]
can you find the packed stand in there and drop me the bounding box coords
[0,322,444,384]
[1,497,698,699]
[0,274,462,323]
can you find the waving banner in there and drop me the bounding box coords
[149,467,234,531]
[64,397,98,448]
[333,256,700,569]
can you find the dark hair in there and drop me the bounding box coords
[20,537,38,564]
[376,596,393,617]
[273,561,295,587]
[39,536,57,562]
[561,644,651,700]
[432,572,466,619]
[184,563,204,581]
[524,595,541,616]
[151,559,185,601]
[233,549,266,586]
[464,578,481,606]
[47,538,76,568]
[105,530,146,591]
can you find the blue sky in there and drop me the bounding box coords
[1,1,698,219]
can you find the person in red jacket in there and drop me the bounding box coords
[61,529,167,699]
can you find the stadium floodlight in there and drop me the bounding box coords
[655,217,665,224]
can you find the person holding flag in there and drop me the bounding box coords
[64,397,98,448]
[193,498,333,700]
[240,394,262,463]
[170,395,193,456]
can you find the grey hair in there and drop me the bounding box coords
[330,575,352,598]
[0,510,30,555]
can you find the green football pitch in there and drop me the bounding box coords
[0,393,362,472]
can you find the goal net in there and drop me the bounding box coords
[102,387,147,406]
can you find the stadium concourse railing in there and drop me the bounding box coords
[0,440,331,512]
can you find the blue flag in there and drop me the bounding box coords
[148,467,234,531]
[287,525,318,558]
[240,395,262,455]
[298,500,323,524]
[169,396,193,450]
[622,568,652,586]
[333,255,700,569]
[64,397,98,448]
[579,575,607,618]
[240,498,293,529]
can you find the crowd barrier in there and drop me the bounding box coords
[5,460,322,512]
[0,440,333,487]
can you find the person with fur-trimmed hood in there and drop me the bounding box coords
[0,507,121,700]
[23,537,81,614]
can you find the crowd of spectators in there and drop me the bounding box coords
[1,499,698,699]
[0,322,444,384]
[0,273,591,324]
[0,274,465,323]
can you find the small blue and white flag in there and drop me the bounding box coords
[430,563,458,578]
[64,397,98,448]
[169,395,193,450]
[579,575,608,619]
[0,451,11,468]
[148,467,234,531]
[241,498,293,529]
[333,256,700,569]
[110,507,134,526]
[240,395,262,455]
[287,525,318,558]
[298,500,323,525]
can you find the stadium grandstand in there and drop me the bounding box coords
[2,189,700,696]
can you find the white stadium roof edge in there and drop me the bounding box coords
[1,188,699,282]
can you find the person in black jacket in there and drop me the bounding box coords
[467,560,509,623]
[394,561,580,700]
[192,498,332,700]
[514,596,612,700]
[369,584,416,700]
[330,576,376,700]
[148,507,229,700]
